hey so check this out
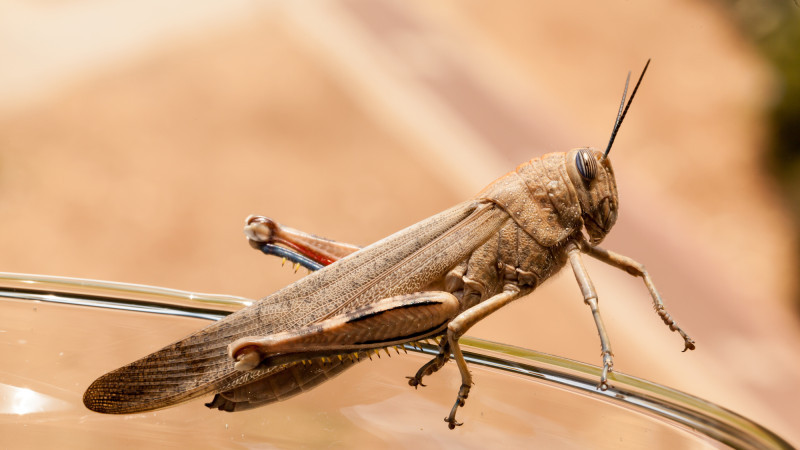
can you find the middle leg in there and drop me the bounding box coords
[442,284,522,429]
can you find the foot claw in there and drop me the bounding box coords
[445,418,462,430]
[406,376,425,388]
[598,353,613,390]
[442,384,471,429]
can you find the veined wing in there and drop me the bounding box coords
[84,200,508,414]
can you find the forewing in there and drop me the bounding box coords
[84,200,508,414]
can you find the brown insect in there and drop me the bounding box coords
[84,60,694,429]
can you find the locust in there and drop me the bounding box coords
[83,60,695,429]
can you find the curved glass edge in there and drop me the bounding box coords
[0,272,793,450]
[0,272,250,319]
[454,337,794,450]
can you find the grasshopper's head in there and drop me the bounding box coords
[566,148,618,244]
[568,59,650,244]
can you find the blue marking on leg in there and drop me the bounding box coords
[258,243,324,271]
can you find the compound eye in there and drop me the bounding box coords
[576,149,597,181]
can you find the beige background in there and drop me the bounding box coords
[0,0,798,446]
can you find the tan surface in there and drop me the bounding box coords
[0,0,798,446]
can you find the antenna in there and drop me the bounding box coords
[602,59,650,160]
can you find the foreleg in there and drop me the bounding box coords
[566,242,614,390]
[579,240,695,352]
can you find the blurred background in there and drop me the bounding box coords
[0,0,798,446]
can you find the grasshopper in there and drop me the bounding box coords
[83,60,695,429]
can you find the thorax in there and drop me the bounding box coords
[443,218,580,310]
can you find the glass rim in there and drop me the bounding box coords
[0,271,792,449]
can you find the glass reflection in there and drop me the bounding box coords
[0,384,71,415]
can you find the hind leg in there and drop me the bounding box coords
[244,215,361,270]
[228,291,461,371]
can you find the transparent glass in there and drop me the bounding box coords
[0,273,792,449]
